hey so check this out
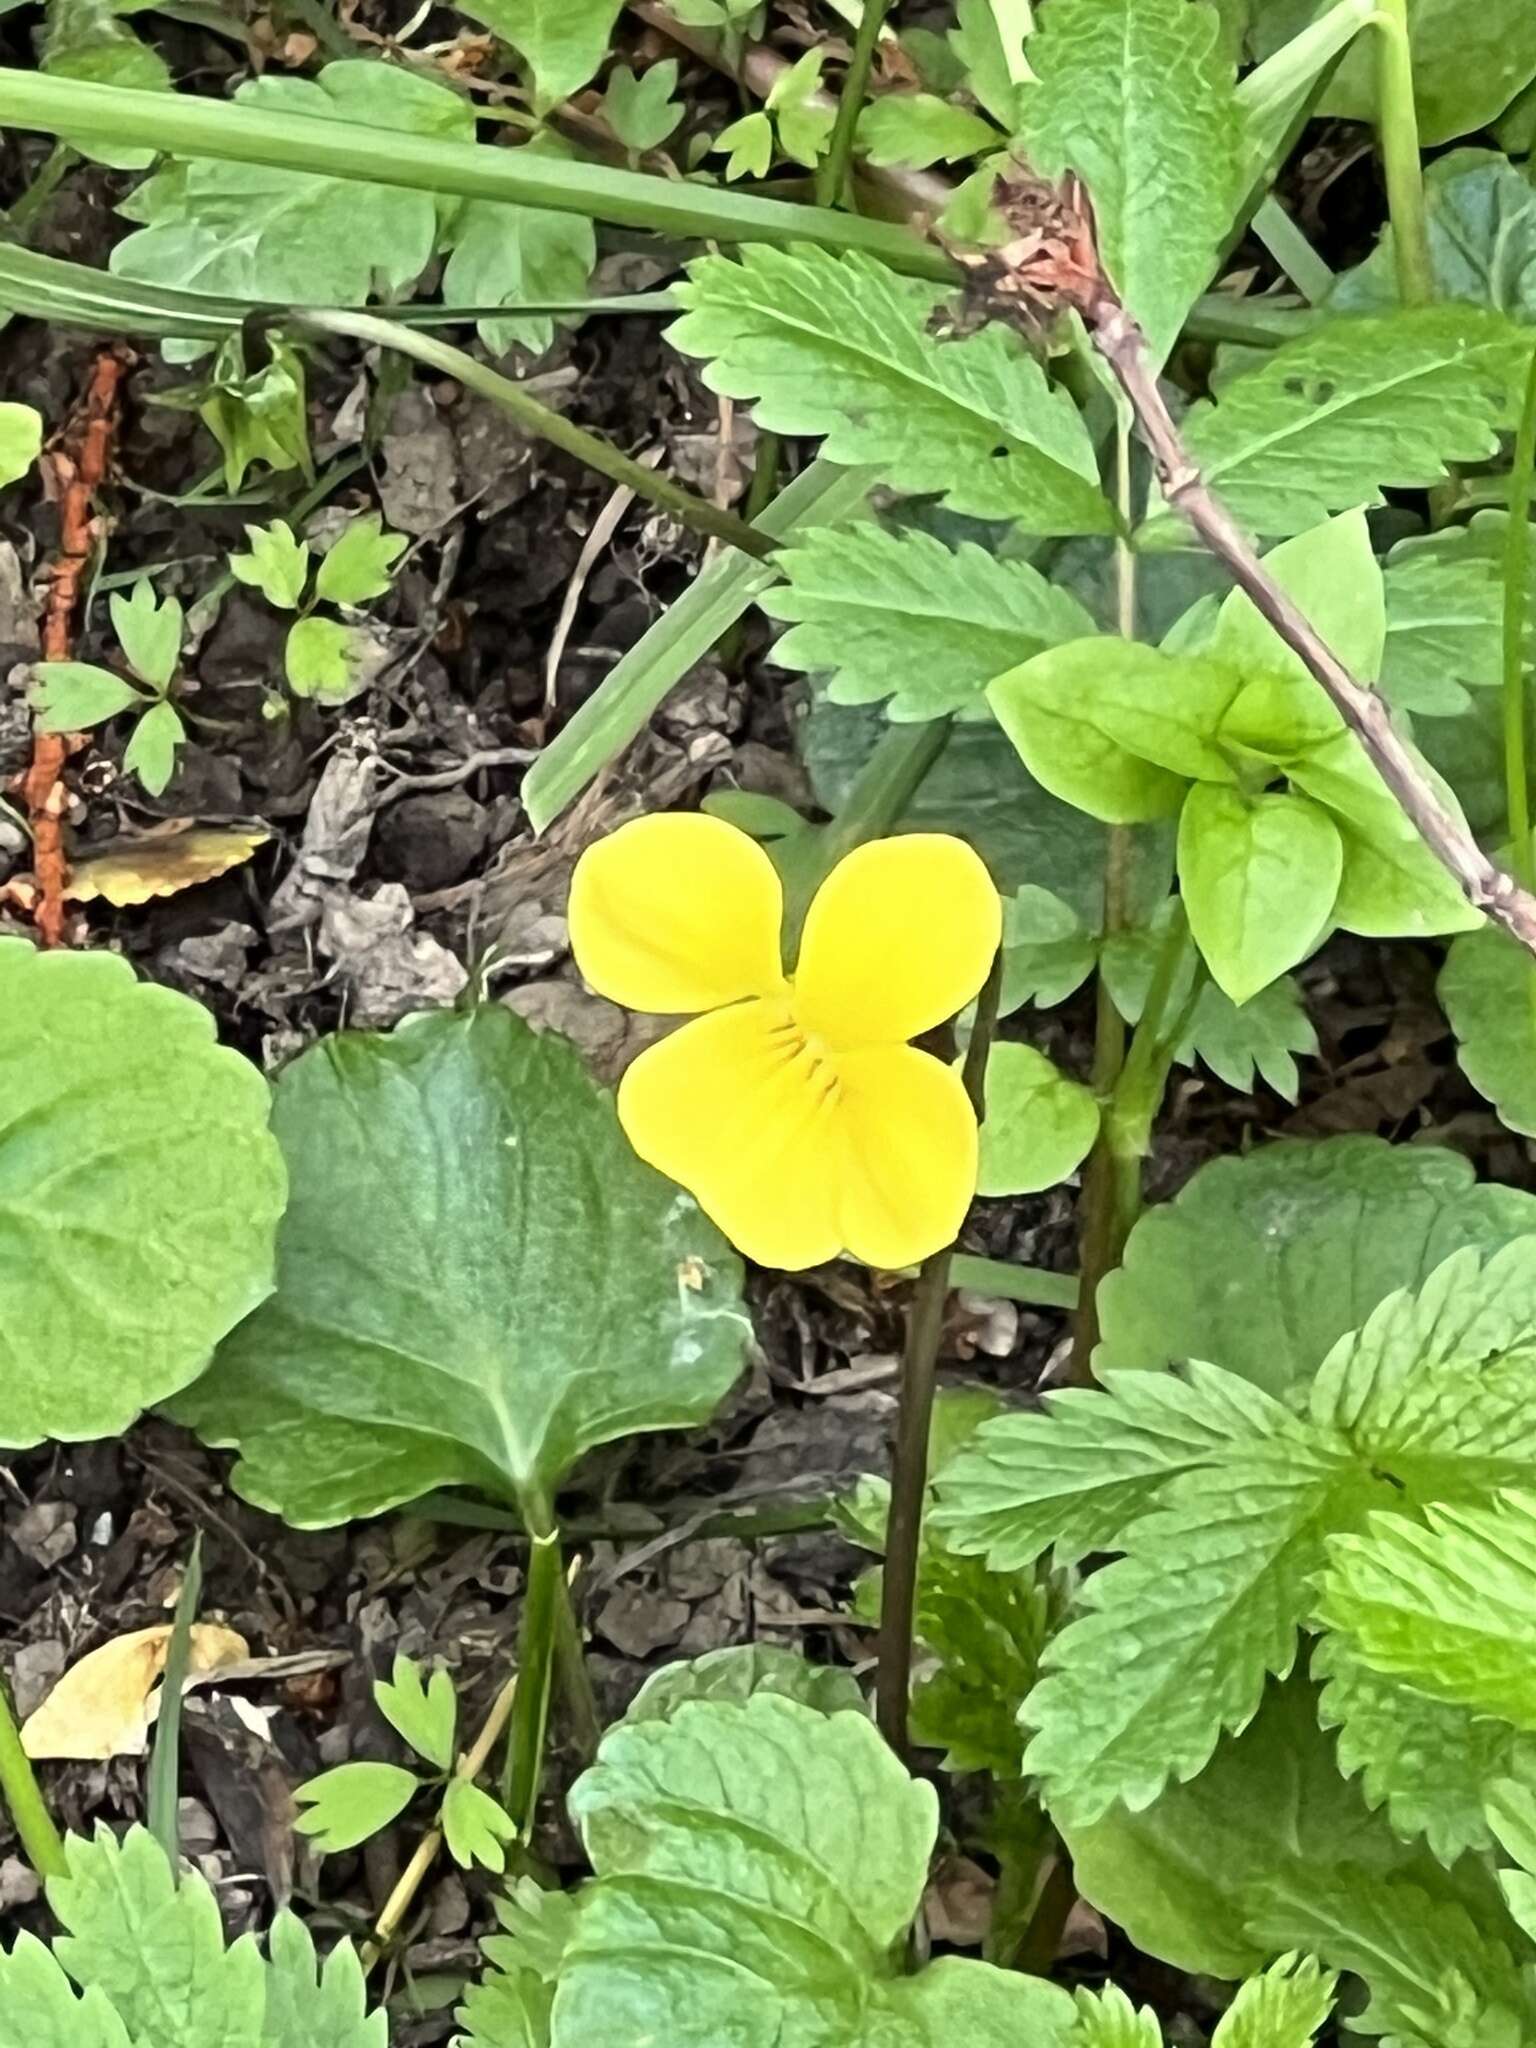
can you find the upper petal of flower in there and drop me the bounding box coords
[617,998,841,1271]
[794,834,1001,1048]
[834,1044,979,1270]
[570,813,787,1015]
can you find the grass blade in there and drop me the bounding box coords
[147,1533,203,1874]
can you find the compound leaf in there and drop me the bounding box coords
[762,523,1097,721]
[439,133,597,357]
[1064,1984,1162,2047]
[1018,0,1243,367]
[1212,1956,1336,2048]
[172,1006,749,1524]
[375,1655,457,1771]
[0,1938,131,2048]
[0,942,285,1448]
[294,1763,421,1853]
[314,514,407,607]
[109,578,181,691]
[670,244,1112,534]
[29,661,143,730]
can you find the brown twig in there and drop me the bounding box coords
[955,168,1536,960]
[20,346,130,947]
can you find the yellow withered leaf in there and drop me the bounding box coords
[22,1622,250,1760]
[67,828,270,906]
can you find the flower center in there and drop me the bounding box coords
[767,1000,841,1111]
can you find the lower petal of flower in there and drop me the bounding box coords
[616,999,843,1271]
[833,1045,978,1271]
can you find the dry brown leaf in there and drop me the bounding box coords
[67,828,270,906]
[22,1622,250,1760]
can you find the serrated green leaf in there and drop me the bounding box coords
[1177,784,1341,1004]
[112,63,472,316]
[1441,928,1536,1138]
[1333,150,1536,321]
[856,91,998,168]
[110,576,181,691]
[1321,1493,1536,1732]
[625,1645,865,1724]
[1314,1629,1536,1863]
[285,616,361,701]
[461,0,622,112]
[1247,1865,1527,2045]
[552,1696,1078,2047]
[314,514,406,607]
[0,1937,130,2048]
[1097,1136,1536,1394]
[909,1544,1052,1776]
[950,0,1031,126]
[1023,1440,1374,1826]
[1066,1983,1162,2047]
[122,700,184,797]
[933,1359,1295,1569]
[171,1006,748,1523]
[51,1826,266,2046]
[1017,0,1244,367]
[229,520,309,609]
[0,941,285,1448]
[294,1762,421,1853]
[262,1914,386,2048]
[990,638,1241,824]
[601,60,681,152]
[375,1655,457,1770]
[443,1778,518,1873]
[0,400,42,488]
[1213,1955,1336,2048]
[440,134,597,358]
[455,1968,553,2048]
[1381,535,1505,717]
[1488,1777,1536,1946]
[762,523,1097,721]
[29,661,143,730]
[43,0,169,168]
[670,244,1112,534]
[973,1041,1099,1196]
[1141,307,1533,541]
[1000,884,1099,1009]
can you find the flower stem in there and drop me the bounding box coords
[0,1671,66,1882]
[504,1509,565,1829]
[815,0,894,209]
[1371,0,1433,307]
[876,950,1002,1761]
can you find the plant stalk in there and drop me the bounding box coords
[875,951,1002,1760]
[815,0,894,209]
[504,1516,565,1829]
[1370,0,1434,306]
[0,1672,67,1882]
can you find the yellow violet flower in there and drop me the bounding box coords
[569,812,1001,1272]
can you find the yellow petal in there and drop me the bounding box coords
[794,834,1001,1048]
[834,1045,978,1270]
[22,1622,249,1760]
[618,999,841,1270]
[569,813,787,1014]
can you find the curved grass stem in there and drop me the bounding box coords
[0,1673,66,1882]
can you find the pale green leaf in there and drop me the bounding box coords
[1488,1778,1536,1946]
[1141,307,1533,541]
[766,49,833,169]
[1382,534,1505,717]
[195,336,313,495]
[1177,784,1341,1004]
[1331,151,1536,324]
[294,1762,421,1853]
[670,244,1113,533]
[1097,1135,1536,1394]
[933,1359,1296,1570]
[973,1041,1099,1196]
[1206,510,1385,699]
[856,91,998,168]
[440,135,597,357]
[122,700,184,797]
[285,616,361,701]
[1212,1956,1336,2048]
[1320,1493,1536,1732]
[442,1778,517,1873]
[601,60,682,153]
[762,523,1097,721]
[29,661,143,730]
[625,1645,864,1724]
[0,1938,131,2048]
[112,63,472,314]
[462,0,622,112]
[712,110,772,180]
[1000,884,1099,1009]
[548,1696,1078,2047]
[50,1826,266,2047]
[0,941,285,1448]
[1441,928,1536,1138]
[171,1007,749,1522]
[262,1914,386,2048]
[0,400,42,488]
[110,578,181,692]
[456,1968,552,2048]
[43,0,169,166]
[229,519,309,610]
[1066,1983,1162,2047]
[992,636,1243,820]
[1018,0,1244,367]
[1023,1441,1370,1826]
[375,1655,457,1771]
[950,0,1031,126]
[314,514,407,607]
[908,1544,1052,1776]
